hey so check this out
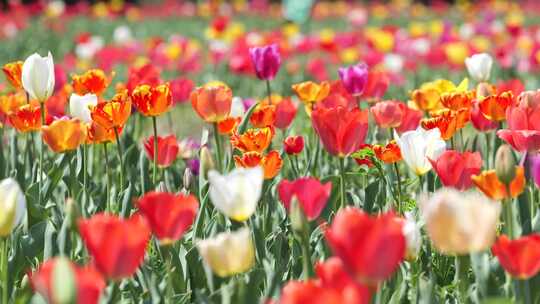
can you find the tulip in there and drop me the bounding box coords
[143,135,179,168]
[292,81,331,113]
[394,128,446,175]
[190,81,232,123]
[78,213,151,279]
[395,105,423,133]
[465,53,493,82]
[420,188,501,255]
[529,154,540,188]
[131,83,173,117]
[137,192,198,245]
[472,167,525,201]
[325,207,405,284]
[197,228,255,277]
[90,90,131,129]
[311,106,369,157]
[440,91,473,111]
[69,93,98,123]
[471,100,498,131]
[30,258,105,304]
[478,91,513,121]
[230,126,274,153]
[170,78,194,104]
[497,90,540,152]
[361,70,389,100]
[429,150,482,190]
[284,135,304,155]
[372,141,402,164]
[409,79,465,112]
[72,69,111,96]
[370,100,405,129]
[207,167,263,221]
[337,62,368,96]
[8,104,42,132]
[42,117,87,153]
[249,103,276,128]
[2,61,23,89]
[22,52,55,103]
[86,121,117,144]
[278,177,332,220]
[495,144,517,185]
[234,150,283,179]
[249,44,281,81]
[0,178,26,237]
[492,234,540,279]
[274,96,297,129]
[421,108,469,140]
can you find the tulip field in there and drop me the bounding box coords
[4,0,540,303]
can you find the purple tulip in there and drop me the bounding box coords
[338,62,369,96]
[249,44,281,80]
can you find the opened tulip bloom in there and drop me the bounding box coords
[492,234,540,279]
[371,100,406,129]
[478,91,513,121]
[249,44,281,80]
[30,258,105,304]
[429,150,482,190]
[284,135,304,155]
[230,126,274,153]
[395,128,446,175]
[338,62,368,96]
[90,90,131,129]
[420,188,500,255]
[69,93,98,123]
[72,69,112,96]
[498,90,540,152]
[311,106,369,157]
[8,104,42,132]
[2,61,23,89]
[234,150,283,179]
[273,96,297,129]
[131,83,173,116]
[208,167,263,222]
[278,177,332,220]
[22,52,55,103]
[197,228,255,277]
[292,81,330,113]
[465,53,493,82]
[472,167,525,200]
[78,213,150,279]
[143,135,179,168]
[372,141,402,164]
[190,81,232,122]
[137,192,198,245]
[42,117,87,153]
[471,100,498,131]
[0,178,26,237]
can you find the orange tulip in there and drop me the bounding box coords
[86,121,118,144]
[72,69,113,96]
[478,91,513,121]
[250,103,276,128]
[42,117,87,153]
[234,150,282,179]
[190,82,232,123]
[131,83,172,117]
[292,81,330,115]
[8,104,43,132]
[410,88,440,111]
[372,141,402,164]
[230,126,274,153]
[0,92,26,121]
[90,91,131,129]
[421,109,469,140]
[440,91,473,111]
[471,167,525,200]
[2,61,23,89]
[217,117,240,134]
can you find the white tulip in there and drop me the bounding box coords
[22,52,55,102]
[420,188,500,255]
[230,97,245,118]
[395,128,446,175]
[402,212,422,260]
[208,167,263,222]
[0,178,26,236]
[465,53,493,82]
[113,25,133,44]
[197,228,255,277]
[69,93,98,123]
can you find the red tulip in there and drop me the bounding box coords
[143,135,180,168]
[361,71,389,100]
[395,105,423,133]
[311,106,369,157]
[315,257,371,303]
[283,135,304,155]
[492,234,540,279]
[137,192,198,244]
[30,258,105,304]
[78,213,151,279]
[170,78,195,105]
[429,150,482,191]
[325,207,405,284]
[498,90,540,151]
[371,100,405,129]
[274,97,297,129]
[278,177,332,220]
[471,100,498,131]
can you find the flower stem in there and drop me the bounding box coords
[213,123,223,172]
[113,127,124,190]
[39,101,45,206]
[454,254,470,302]
[265,79,272,103]
[393,162,403,214]
[82,144,87,205]
[503,197,514,239]
[1,238,8,304]
[338,157,346,209]
[152,116,158,186]
[103,143,111,212]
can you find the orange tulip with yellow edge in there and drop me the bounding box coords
[440,90,474,111]
[249,103,276,128]
[291,81,330,114]
[0,92,26,118]
[2,61,23,89]
[421,108,470,140]
[478,91,513,121]
[86,121,119,144]
[230,126,274,153]
[9,104,43,132]
[131,83,172,117]
[72,69,113,96]
[409,79,467,111]
[471,167,525,201]
[90,91,132,129]
[190,81,232,123]
[42,118,87,153]
[234,150,282,179]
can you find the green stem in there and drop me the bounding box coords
[454,254,470,302]
[39,101,45,206]
[113,127,124,190]
[338,157,346,209]
[265,79,272,103]
[2,238,8,304]
[299,223,313,279]
[394,162,403,214]
[418,174,424,193]
[152,116,158,186]
[161,245,174,303]
[103,143,111,212]
[504,197,514,239]
[82,144,87,206]
[213,123,223,172]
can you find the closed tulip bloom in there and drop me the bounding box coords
[143,135,179,168]
[395,105,423,133]
[69,93,98,123]
[429,150,482,191]
[208,167,263,221]
[72,69,112,96]
[274,97,297,129]
[190,81,232,122]
[42,117,87,153]
[471,100,498,131]
[131,83,172,116]
[498,90,540,152]
[9,104,43,132]
[278,177,332,220]
[2,61,23,89]
[292,81,331,104]
[234,151,283,179]
[197,228,255,277]
[492,234,540,279]
[465,53,493,82]
[420,188,501,255]
[311,106,369,157]
[250,103,276,128]
[90,90,131,129]
[371,100,405,129]
[0,178,26,237]
[394,128,446,175]
[86,121,117,144]
[137,192,198,245]
[284,135,304,155]
[325,207,405,284]
[78,213,151,279]
[22,52,55,102]
[230,126,274,153]
[30,258,106,304]
[472,167,525,200]
[338,63,368,96]
[478,91,513,121]
[362,70,389,100]
[249,44,281,80]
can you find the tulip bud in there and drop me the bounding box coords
[183,167,192,190]
[495,144,517,186]
[52,257,76,304]
[64,198,80,230]
[199,146,215,179]
[289,197,306,232]
[0,178,26,237]
[21,52,55,103]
